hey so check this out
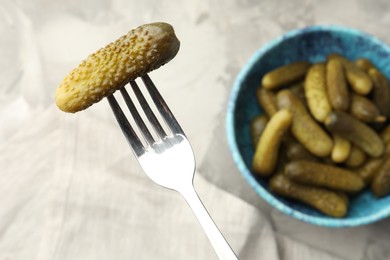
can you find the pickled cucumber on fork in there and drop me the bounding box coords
[55,22,180,113]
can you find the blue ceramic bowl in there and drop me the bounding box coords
[226,25,390,227]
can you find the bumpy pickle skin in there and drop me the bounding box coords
[277,89,333,157]
[357,126,390,186]
[357,158,383,185]
[380,125,390,146]
[345,63,373,95]
[345,145,367,168]
[371,156,390,197]
[269,174,348,218]
[253,109,293,177]
[285,160,365,193]
[289,81,306,103]
[261,61,310,90]
[370,126,390,197]
[325,111,384,158]
[355,58,375,72]
[369,68,390,118]
[328,53,372,95]
[350,94,385,123]
[55,22,180,113]
[285,138,319,162]
[304,63,332,122]
[326,58,349,111]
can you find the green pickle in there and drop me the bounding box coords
[355,58,376,72]
[253,109,292,177]
[345,146,367,168]
[285,160,365,193]
[262,61,310,90]
[356,158,383,185]
[269,174,348,217]
[369,68,390,118]
[345,63,373,95]
[289,81,306,104]
[328,53,372,95]
[371,156,390,197]
[277,90,333,157]
[331,134,351,164]
[304,63,332,122]
[326,58,349,111]
[256,88,278,117]
[325,111,384,158]
[381,125,390,146]
[350,94,385,123]
[370,126,390,196]
[284,138,319,162]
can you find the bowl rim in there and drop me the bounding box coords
[226,24,390,227]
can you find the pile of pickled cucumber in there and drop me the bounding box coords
[251,54,390,218]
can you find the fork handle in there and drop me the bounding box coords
[179,185,239,260]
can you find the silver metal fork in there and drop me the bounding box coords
[107,74,238,260]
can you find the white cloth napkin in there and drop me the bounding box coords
[0,104,346,260]
[1,0,390,259]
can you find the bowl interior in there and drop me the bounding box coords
[228,25,390,227]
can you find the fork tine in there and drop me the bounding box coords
[130,81,167,140]
[141,74,184,135]
[120,87,155,146]
[107,94,145,156]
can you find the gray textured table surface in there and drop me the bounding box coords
[1,0,390,259]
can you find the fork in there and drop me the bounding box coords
[107,74,238,260]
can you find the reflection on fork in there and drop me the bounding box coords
[107,74,238,260]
